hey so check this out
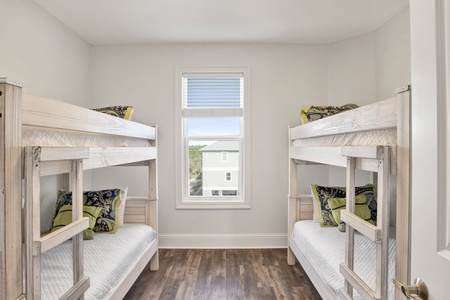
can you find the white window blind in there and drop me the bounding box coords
[182,73,243,110]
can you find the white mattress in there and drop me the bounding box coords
[292,220,396,299]
[41,223,157,299]
[292,129,396,147]
[23,126,152,147]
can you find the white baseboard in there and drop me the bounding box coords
[159,233,287,249]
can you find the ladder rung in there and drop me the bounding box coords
[339,288,354,300]
[59,276,90,300]
[34,217,89,255]
[340,263,380,300]
[341,210,381,242]
[341,146,384,159]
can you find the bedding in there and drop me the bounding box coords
[41,223,156,299]
[292,220,395,299]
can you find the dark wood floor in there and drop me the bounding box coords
[124,249,322,300]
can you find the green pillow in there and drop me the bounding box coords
[311,183,377,227]
[54,188,123,233]
[51,205,103,240]
[328,194,376,226]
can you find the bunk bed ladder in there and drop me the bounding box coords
[339,146,391,300]
[24,146,90,300]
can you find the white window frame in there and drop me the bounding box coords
[175,66,251,209]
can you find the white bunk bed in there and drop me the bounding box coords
[287,86,411,300]
[0,78,159,300]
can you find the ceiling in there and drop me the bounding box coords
[32,0,409,46]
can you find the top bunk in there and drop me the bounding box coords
[1,78,157,170]
[288,86,411,173]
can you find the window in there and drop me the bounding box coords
[221,152,229,162]
[225,172,232,181]
[175,67,251,209]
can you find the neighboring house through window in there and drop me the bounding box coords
[175,67,251,209]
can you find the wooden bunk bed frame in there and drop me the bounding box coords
[0,78,159,300]
[287,86,411,300]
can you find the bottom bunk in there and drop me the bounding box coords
[289,220,396,300]
[41,223,157,299]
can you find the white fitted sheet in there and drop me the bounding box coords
[41,223,156,299]
[292,220,395,299]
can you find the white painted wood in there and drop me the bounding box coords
[83,147,156,170]
[39,147,89,161]
[344,157,356,297]
[340,263,380,300]
[0,82,23,300]
[341,146,383,159]
[58,276,90,300]
[340,211,380,242]
[409,1,450,298]
[36,218,89,255]
[22,92,156,140]
[290,97,397,140]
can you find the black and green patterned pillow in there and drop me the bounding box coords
[328,194,376,226]
[51,205,103,240]
[92,105,134,120]
[54,188,123,233]
[301,104,358,124]
[311,184,376,227]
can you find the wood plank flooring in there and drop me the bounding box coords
[124,249,322,300]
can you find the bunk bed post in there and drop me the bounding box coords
[393,85,412,299]
[343,157,356,298]
[24,146,42,299]
[0,79,23,300]
[70,158,84,300]
[287,127,297,266]
[149,126,159,271]
[376,146,391,300]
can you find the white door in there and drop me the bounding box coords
[410,0,450,299]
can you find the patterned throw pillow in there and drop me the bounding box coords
[300,104,358,124]
[328,194,376,226]
[310,184,376,227]
[51,205,103,240]
[92,105,134,120]
[54,188,123,233]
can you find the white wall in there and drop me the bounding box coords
[90,44,329,248]
[0,0,91,230]
[0,0,91,105]
[0,0,410,246]
[326,7,410,225]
